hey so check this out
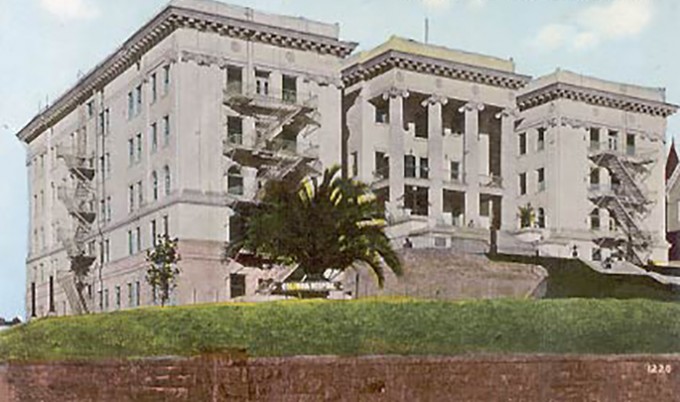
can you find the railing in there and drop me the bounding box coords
[268,139,319,158]
[479,174,503,188]
[373,166,390,180]
[226,133,243,146]
[224,84,316,109]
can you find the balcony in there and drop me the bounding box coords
[479,174,503,189]
[223,84,316,115]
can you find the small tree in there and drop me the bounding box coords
[518,203,536,229]
[146,235,181,307]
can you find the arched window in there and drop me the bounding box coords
[227,166,244,195]
[151,171,158,201]
[163,166,171,196]
[536,208,546,229]
[590,209,600,230]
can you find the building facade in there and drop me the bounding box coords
[18,0,355,318]
[17,1,677,319]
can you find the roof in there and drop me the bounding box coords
[16,0,357,144]
[667,139,679,182]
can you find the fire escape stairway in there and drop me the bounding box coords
[56,272,87,315]
[590,151,648,206]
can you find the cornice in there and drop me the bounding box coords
[17,4,357,144]
[517,82,678,118]
[342,49,531,90]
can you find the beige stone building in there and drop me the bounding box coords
[18,0,355,318]
[17,1,677,318]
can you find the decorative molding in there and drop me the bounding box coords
[517,82,678,118]
[343,50,531,90]
[381,87,410,100]
[421,95,448,108]
[495,107,519,120]
[17,5,357,144]
[458,101,485,113]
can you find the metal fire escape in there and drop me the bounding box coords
[56,137,96,314]
[589,144,656,266]
[222,83,322,203]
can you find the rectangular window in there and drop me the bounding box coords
[590,127,600,151]
[87,101,94,118]
[128,230,134,255]
[519,133,527,155]
[135,84,142,115]
[519,173,527,195]
[537,168,545,192]
[404,155,416,178]
[403,185,429,216]
[163,115,170,146]
[375,152,389,179]
[255,70,270,96]
[106,197,111,222]
[226,66,242,94]
[591,210,601,230]
[608,130,618,151]
[136,133,142,163]
[115,286,121,309]
[128,139,134,165]
[163,65,170,94]
[151,73,157,103]
[626,133,635,156]
[590,168,600,190]
[282,75,297,103]
[137,181,143,208]
[163,215,169,236]
[128,185,134,213]
[104,239,110,263]
[136,226,141,253]
[537,128,545,151]
[480,196,491,217]
[230,273,246,298]
[98,111,105,135]
[227,116,243,145]
[127,92,134,119]
[105,153,111,178]
[374,99,389,124]
[351,151,358,177]
[104,289,109,311]
[151,123,158,152]
[128,283,133,307]
[419,157,429,179]
[450,161,460,181]
[151,220,157,247]
[104,108,110,135]
[135,281,141,307]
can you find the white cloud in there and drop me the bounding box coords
[531,0,653,52]
[39,0,99,21]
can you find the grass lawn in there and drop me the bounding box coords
[1,298,679,362]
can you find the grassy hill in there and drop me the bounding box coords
[1,298,680,362]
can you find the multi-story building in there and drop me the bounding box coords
[18,0,355,318]
[17,2,677,319]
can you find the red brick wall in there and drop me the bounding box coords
[2,354,679,401]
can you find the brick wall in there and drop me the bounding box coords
[1,354,679,401]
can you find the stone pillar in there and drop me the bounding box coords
[422,95,448,222]
[460,101,484,227]
[383,87,409,208]
[497,107,519,231]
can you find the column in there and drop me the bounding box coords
[383,87,409,209]
[423,95,448,223]
[460,101,484,228]
[497,107,519,231]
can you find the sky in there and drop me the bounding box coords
[1,0,679,319]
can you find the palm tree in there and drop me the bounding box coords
[227,165,402,286]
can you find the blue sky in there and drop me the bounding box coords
[0,0,678,319]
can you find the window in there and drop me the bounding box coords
[590,168,600,190]
[282,75,297,103]
[626,133,635,156]
[226,66,243,94]
[351,151,358,177]
[374,99,389,124]
[163,65,171,94]
[135,281,141,307]
[480,196,491,217]
[537,128,545,151]
[104,289,109,311]
[519,133,527,155]
[404,155,416,178]
[128,92,134,119]
[590,209,601,230]
[128,230,134,255]
[590,127,600,151]
[375,152,389,179]
[163,215,169,236]
[163,165,171,196]
[419,157,429,179]
[152,171,159,201]
[404,185,429,216]
[137,181,143,208]
[608,130,618,151]
[227,166,244,195]
[128,185,134,213]
[537,168,545,192]
[87,101,94,118]
[105,197,111,222]
[104,108,110,135]
[450,161,460,181]
[230,273,246,298]
[255,70,270,95]
[151,73,157,103]
[536,208,545,228]
[592,248,602,261]
[163,115,170,146]
[136,133,142,163]
[105,153,111,178]
[135,84,142,115]
[151,220,157,246]
[227,116,243,145]
[151,123,158,152]
[128,283,133,307]
[98,111,105,135]
[104,239,110,263]
[519,173,527,195]
[115,286,121,309]
[128,139,134,165]
[136,226,141,253]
